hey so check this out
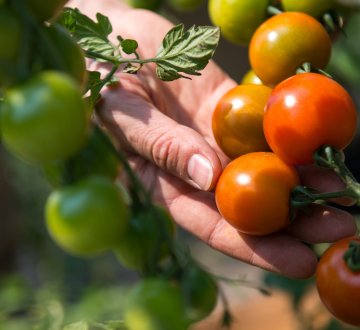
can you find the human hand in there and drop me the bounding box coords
[69,0,357,278]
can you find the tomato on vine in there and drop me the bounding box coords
[212,84,271,159]
[1,71,89,164]
[180,264,218,323]
[316,236,360,327]
[241,70,263,85]
[281,0,335,18]
[215,152,299,235]
[113,205,175,273]
[263,73,357,165]
[249,12,332,86]
[41,24,87,88]
[124,279,189,330]
[208,0,270,45]
[45,176,129,257]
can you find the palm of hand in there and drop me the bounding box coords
[80,1,356,278]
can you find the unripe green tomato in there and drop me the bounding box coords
[124,279,189,330]
[282,0,335,17]
[41,24,87,88]
[45,176,129,257]
[241,69,263,85]
[125,0,163,10]
[43,127,120,187]
[25,0,69,21]
[168,0,205,12]
[1,71,89,164]
[114,205,175,272]
[180,265,218,323]
[208,0,271,45]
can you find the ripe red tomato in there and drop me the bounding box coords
[212,84,272,159]
[316,236,360,327]
[263,73,357,165]
[249,12,332,86]
[215,152,300,235]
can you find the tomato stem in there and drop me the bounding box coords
[343,240,360,272]
[267,5,283,16]
[314,145,360,205]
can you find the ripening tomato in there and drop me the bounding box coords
[249,12,332,86]
[316,236,360,327]
[281,0,335,18]
[215,152,300,235]
[208,0,270,45]
[212,84,272,159]
[1,71,89,164]
[45,176,129,257]
[263,73,357,165]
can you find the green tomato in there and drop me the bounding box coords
[180,265,218,323]
[41,24,87,88]
[43,126,119,186]
[124,279,189,330]
[0,6,22,87]
[282,0,335,17]
[241,69,263,85]
[1,71,89,164]
[125,0,163,10]
[167,0,205,12]
[114,205,175,272]
[25,0,69,21]
[208,0,271,45]
[45,176,129,256]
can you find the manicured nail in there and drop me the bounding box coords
[187,154,213,190]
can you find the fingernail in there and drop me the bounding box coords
[187,154,214,190]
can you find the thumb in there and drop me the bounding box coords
[96,85,222,191]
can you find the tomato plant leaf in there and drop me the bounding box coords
[120,39,139,55]
[155,24,220,81]
[59,8,115,58]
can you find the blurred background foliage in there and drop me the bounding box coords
[0,2,360,330]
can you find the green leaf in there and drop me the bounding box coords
[63,321,89,330]
[85,70,103,107]
[120,39,138,55]
[122,63,142,74]
[60,8,115,58]
[155,24,220,81]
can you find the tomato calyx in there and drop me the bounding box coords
[343,240,360,272]
[296,62,332,78]
[290,145,360,214]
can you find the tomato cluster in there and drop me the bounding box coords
[0,1,221,328]
[210,2,359,326]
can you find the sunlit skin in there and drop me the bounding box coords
[212,84,271,159]
[316,236,360,327]
[215,152,300,235]
[249,12,332,86]
[68,0,357,279]
[264,73,357,165]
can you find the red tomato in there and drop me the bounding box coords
[212,84,272,159]
[215,152,300,235]
[263,73,357,165]
[316,236,360,327]
[249,12,332,86]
